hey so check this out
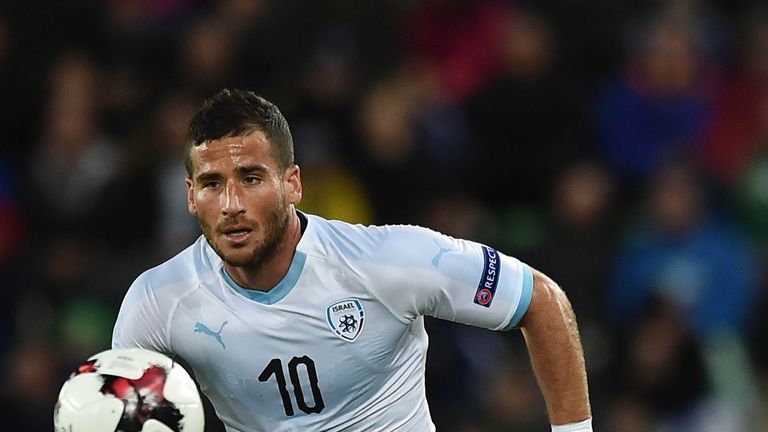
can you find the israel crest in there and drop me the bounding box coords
[326,299,365,342]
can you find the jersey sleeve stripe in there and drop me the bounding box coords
[501,263,534,331]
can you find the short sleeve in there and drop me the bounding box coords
[111,273,173,354]
[363,225,534,331]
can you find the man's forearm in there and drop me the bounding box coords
[520,269,591,425]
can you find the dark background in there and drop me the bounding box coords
[1,0,767,430]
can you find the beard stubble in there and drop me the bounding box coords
[199,193,291,271]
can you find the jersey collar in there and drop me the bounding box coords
[220,250,307,305]
[218,210,313,305]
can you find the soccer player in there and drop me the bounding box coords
[112,89,592,431]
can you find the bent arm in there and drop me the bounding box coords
[519,268,591,426]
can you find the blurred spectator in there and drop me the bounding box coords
[213,0,274,91]
[420,192,499,246]
[596,4,718,188]
[99,0,195,71]
[149,92,203,256]
[609,160,761,430]
[735,148,768,252]
[0,11,9,90]
[727,19,768,400]
[605,395,655,432]
[0,156,23,267]
[24,51,124,241]
[298,160,374,224]
[530,162,616,319]
[6,233,114,384]
[97,0,199,138]
[605,298,709,431]
[406,0,510,102]
[465,9,593,211]
[721,13,768,253]
[108,90,201,258]
[289,28,374,224]
[354,67,431,223]
[0,342,61,432]
[177,17,238,96]
[701,11,768,183]
[749,285,768,428]
[610,161,757,337]
[532,0,627,89]
[469,358,545,432]
[355,53,477,223]
[0,154,23,359]
[288,27,360,152]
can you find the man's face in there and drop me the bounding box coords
[186,130,301,269]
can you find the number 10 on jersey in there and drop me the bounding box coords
[258,356,325,416]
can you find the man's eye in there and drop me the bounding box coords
[203,181,220,189]
[244,176,261,184]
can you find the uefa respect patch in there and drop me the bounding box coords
[474,246,501,308]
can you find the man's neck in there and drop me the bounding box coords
[224,209,303,292]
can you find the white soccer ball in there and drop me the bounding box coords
[54,348,205,432]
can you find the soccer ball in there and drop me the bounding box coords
[54,348,205,432]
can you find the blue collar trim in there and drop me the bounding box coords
[221,251,307,305]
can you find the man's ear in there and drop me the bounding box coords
[186,177,197,216]
[284,165,302,205]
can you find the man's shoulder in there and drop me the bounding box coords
[130,236,214,292]
[302,213,443,262]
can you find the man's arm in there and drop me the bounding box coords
[519,268,591,427]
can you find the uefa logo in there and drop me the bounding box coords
[476,288,493,306]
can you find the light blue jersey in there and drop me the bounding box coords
[112,213,534,432]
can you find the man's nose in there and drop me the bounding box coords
[221,182,245,216]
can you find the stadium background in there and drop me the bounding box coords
[1,0,767,430]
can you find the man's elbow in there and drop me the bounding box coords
[519,269,576,330]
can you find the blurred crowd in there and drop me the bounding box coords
[1,0,768,430]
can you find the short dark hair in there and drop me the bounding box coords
[185,89,294,176]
